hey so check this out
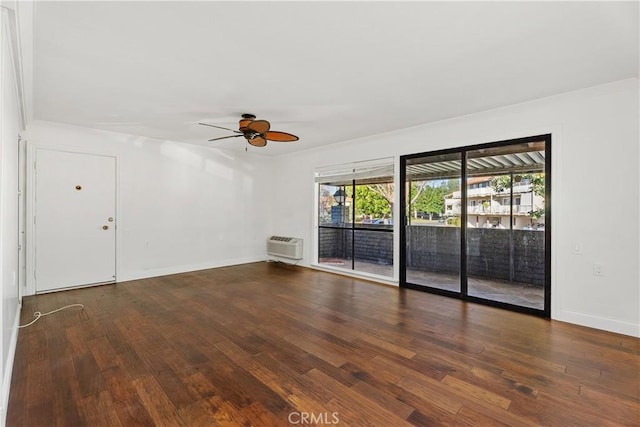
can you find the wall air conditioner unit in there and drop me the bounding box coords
[267,236,303,260]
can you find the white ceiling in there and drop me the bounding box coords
[30,1,639,155]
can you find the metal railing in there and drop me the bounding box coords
[451,184,533,199]
[448,205,534,215]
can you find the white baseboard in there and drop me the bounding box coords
[556,310,640,337]
[309,263,399,287]
[0,307,21,427]
[118,255,267,283]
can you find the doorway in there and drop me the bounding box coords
[400,135,551,316]
[34,149,117,293]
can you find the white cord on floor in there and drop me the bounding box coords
[18,304,85,328]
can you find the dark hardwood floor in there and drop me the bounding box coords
[7,262,640,426]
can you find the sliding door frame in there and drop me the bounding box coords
[400,134,551,318]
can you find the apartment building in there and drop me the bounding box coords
[445,176,545,230]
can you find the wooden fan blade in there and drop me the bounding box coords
[265,131,299,142]
[238,118,253,130]
[246,120,270,134]
[208,134,243,142]
[248,136,267,147]
[199,122,242,133]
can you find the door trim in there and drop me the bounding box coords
[25,143,120,296]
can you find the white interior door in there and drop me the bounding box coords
[35,149,116,293]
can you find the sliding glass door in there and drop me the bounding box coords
[465,142,548,310]
[401,135,551,316]
[404,152,462,293]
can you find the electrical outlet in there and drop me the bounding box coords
[593,263,605,277]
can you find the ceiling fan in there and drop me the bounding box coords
[199,114,299,148]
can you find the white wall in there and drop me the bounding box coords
[0,5,23,424]
[271,78,640,337]
[24,121,274,291]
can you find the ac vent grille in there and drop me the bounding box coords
[267,236,303,260]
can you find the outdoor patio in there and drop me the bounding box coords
[318,258,544,310]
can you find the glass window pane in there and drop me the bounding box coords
[319,184,353,226]
[318,226,352,268]
[405,152,462,292]
[353,181,394,277]
[353,228,393,276]
[466,141,546,309]
[316,159,394,278]
[318,184,353,269]
[354,183,394,226]
[319,184,338,226]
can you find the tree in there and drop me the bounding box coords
[491,173,545,196]
[412,184,446,219]
[491,175,512,193]
[362,180,458,220]
[354,185,391,218]
[367,183,394,213]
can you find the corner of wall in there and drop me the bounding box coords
[0,308,20,427]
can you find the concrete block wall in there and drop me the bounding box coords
[320,225,545,286]
[319,227,393,265]
[407,226,545,286]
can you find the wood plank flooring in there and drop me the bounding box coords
[7,262,640,426]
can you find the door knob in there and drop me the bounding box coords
[102,225,109,230]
